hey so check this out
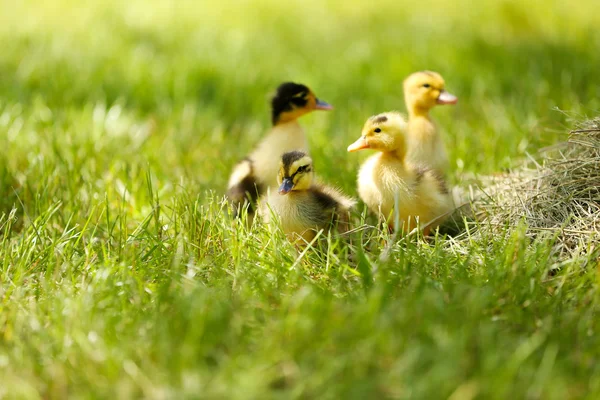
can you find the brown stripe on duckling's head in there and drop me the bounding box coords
[371,114,388,124]
[348,112,408,155]
[281,150,311,176]
[281,150,305,171]
[278,151,314,194]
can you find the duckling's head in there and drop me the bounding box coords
[403,71,457,115]
[347,112,408,155]
[277,151,314,195]
[271,82,332,125]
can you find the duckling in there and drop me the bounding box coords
[403,71,457,172]
[262,151,355,243]
[347,112,453,235]
[227,82,332,217]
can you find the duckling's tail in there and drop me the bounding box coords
[226,158,263,217]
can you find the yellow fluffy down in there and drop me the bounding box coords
[261,181,356,244]
[357,153,453,233]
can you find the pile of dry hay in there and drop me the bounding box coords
[457,117,600,260]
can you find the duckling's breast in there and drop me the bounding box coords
[358,154,415,218]
[266,191,327,236]
[250,121,308,189]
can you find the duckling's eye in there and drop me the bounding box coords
[422,83,431,88]
[374,128,381,133]
[297,165,309,173]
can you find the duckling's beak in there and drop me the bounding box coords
[347,137,369,152]
[437,90,458,105]
[278,178,294,195]
[315,99,333,110]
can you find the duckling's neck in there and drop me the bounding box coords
[381,148,406,161]
[381,138,407,161]
[408,108,436,140]
[273,118,301,130]
[274,109,305,125]
[408,106,432,120]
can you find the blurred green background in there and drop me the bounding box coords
[2,0,599,193]
[1,0,600,398]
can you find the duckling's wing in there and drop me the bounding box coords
[318,185,357,211]
[226,157,264,216]
[310,186,356,233]
[425,168,451,197]
[413,166,455,230]
[311,189,339,215]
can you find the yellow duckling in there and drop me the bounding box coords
[227,82,332,216]
[403,71,457,172]
[347,112,453,235]
[262,151,355,243]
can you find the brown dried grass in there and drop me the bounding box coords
[454,117,600,260]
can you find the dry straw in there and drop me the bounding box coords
[455,117,600,260]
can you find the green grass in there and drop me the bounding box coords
[1,0,600,398]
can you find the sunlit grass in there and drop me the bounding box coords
[0,0,599,398]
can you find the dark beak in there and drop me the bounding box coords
[278,178,294,195]
[315,98,333,110]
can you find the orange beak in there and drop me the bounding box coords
[347,137,369,152]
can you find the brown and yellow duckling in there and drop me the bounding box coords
[347,112,453,235]
[262,151,355,244]
[403,71,457,172]
[227,82,332,217]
